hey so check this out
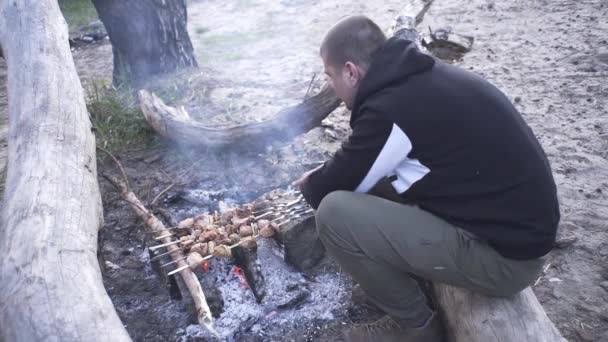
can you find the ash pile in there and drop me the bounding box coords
[150,189,355,341]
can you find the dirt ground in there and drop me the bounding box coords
[1,0,607,341]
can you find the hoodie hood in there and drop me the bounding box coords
[351,38,435,121]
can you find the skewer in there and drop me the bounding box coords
[150,248,184,261]
[168,264,189,276]
[270,206,309,223]
[253,211,273,220]
[167,235,261,276]
[252,195,305,215]
[253,200,306,218]
[160,256,188,268]
[276,209,315,226]
[149,240,180,251]
[155,233,174,240]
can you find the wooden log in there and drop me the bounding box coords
[139,85,340,149]
[103,173,218,337]
[138,1,434,149]
[423,27,475,61]
[433,285,566,342]
[0,1,131,341]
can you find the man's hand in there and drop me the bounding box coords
[292,164,324,189]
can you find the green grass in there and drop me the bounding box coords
[58,0,98,32]
[87,80,153,152]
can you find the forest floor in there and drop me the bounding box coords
[1,0,607,341]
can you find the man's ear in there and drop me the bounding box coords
[344,61,361,86]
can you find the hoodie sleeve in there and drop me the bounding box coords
[301,110,396,209]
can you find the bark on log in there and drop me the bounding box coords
[0,1,130,341]
[137,1,432,149]
[102,173,217,336]
[433,286,566,342]
[92,0,198,87]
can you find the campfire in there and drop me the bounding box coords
[116,181,346,340]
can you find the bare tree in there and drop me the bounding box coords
[92,0,198,87]
[0,0,130,340]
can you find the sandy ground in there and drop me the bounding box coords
[1,0,607,341]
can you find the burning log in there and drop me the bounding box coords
[232,245,267,303]
[101,171,218,337]
[137,1,434,149]
[0,1,130,341]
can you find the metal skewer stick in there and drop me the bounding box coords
[270,206,309,223]
[160,256,188,268]
[167,234,262,276]
[253,211,273,220]
[276,209,315,227]
[155,233,174,240]
[150,248,184,261]
[149,240,181,251]
[167,265,189,276]
[252,195,305,215]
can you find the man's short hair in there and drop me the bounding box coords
[321,15,387,70]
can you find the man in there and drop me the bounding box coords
[294,15,560,342]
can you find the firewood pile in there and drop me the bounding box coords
[150,189,314,277]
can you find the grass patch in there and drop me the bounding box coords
[58,0,98,32]
[87,80,154,152]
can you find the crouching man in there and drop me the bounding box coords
[294,16,559,342]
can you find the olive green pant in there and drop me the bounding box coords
[315,191,546,327]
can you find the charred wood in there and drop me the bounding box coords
[275,215,325,272]
[233,245,267,303]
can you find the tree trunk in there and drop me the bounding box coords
[0,1,130,341]
[92,0,198,87]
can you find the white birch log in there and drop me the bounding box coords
[0,0,131,341]
[103,174,217,336]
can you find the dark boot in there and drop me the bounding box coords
[344,312,445,342]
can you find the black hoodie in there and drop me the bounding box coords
[301,38,560,260]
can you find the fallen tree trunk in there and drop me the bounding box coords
[433,285,566,342]
[138,1,433,149]
[139,86,341,148]
[0,1,130,341]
